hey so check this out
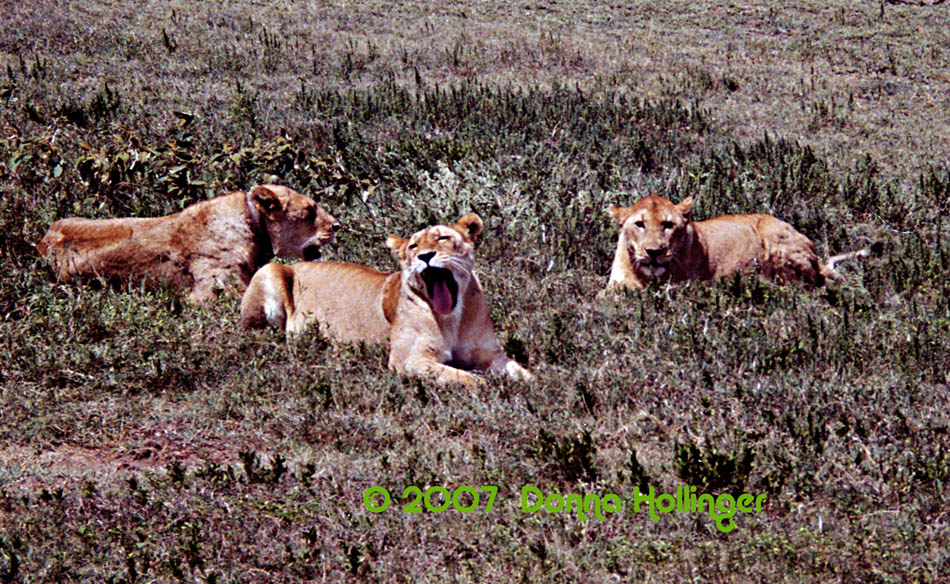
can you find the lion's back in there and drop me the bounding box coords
[38,216,174,282]
[696,214,823,286]
[288,261,394,343]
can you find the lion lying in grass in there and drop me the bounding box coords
[38,185,339,303]
[604,194,874,293]
[241,213,532,387]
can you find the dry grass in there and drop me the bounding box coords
[5,0,946,181]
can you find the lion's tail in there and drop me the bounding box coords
[821,241,884,281]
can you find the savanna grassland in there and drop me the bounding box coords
[1,1,949,582]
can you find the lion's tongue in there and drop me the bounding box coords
[431,279,454,315]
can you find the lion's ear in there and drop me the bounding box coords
[249,185,283,214]
[453,213,483,242]
[676,197,693,219]
[608,205,633,226]
[386,235,408,261]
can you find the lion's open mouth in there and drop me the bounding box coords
[421,267,458,315]
[303,245,322,261]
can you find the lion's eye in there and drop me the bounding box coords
[408,243,418,250]
[661,221,674,230]
[303,207,316,221]
[438,235,451,241]
[634,221,645,229]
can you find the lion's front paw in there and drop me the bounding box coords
[505,360,533,382]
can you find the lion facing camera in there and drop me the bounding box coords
[241,213,532,387]
[604,194,874,294]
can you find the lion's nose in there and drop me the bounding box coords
[418,251,436,264]
[646,248,665,259]
[330,222,341,233]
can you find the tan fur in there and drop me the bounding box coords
[241,213,532,387]
[37,185,339,302]
[604,194,869,293]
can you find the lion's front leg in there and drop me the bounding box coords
[602,242,646,296]
[421,360,485,388]
[458,333,533,383]
[599,277,643,298]
[486,355,533,382]
[395,354,484,388]
[388,324,483,387]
